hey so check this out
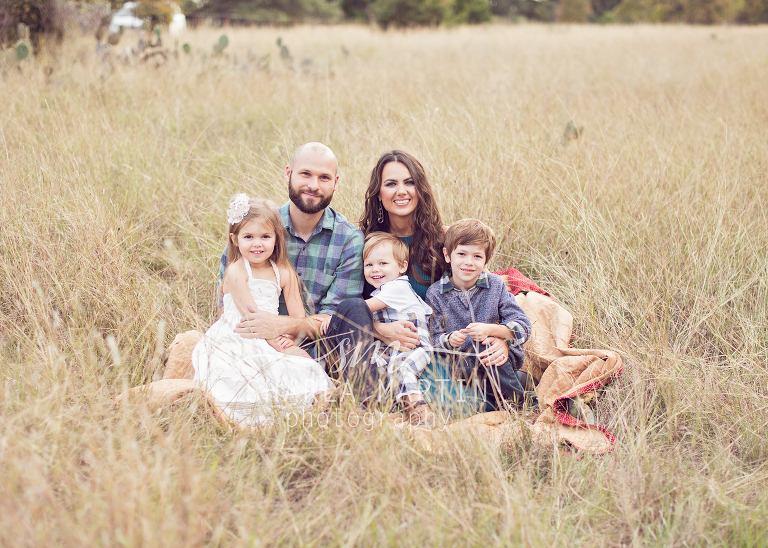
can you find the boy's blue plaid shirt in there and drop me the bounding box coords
[220,203,364,314]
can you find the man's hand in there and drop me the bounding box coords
[478,336,509,367]
[235,305,290,339]
[374,320,420,351]
[464,322,496,343]
[448,330,468,348]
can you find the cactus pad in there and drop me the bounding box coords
[219,35,229,50]
[15,41,30,61]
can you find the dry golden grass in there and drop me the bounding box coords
[2,23,768,546]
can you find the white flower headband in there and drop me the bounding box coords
[226,193,251,225]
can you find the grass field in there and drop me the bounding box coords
[2,23,768,546]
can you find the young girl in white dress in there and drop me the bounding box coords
[192,195,334,426]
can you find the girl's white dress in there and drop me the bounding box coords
[192,259,333,426]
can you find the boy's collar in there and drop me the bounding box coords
[439,269,490,294]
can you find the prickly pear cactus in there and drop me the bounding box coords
[15,40,31,61]
[213,34,229,56]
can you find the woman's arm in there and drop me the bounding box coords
[373,321,419,350]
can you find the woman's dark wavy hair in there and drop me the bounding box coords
[360,150,447,285]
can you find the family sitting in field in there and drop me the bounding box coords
[182,142,536,428]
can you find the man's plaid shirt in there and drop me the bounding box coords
[220,202,364,315]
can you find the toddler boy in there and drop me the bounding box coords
[426,219,531,410]
[363,232,434,425]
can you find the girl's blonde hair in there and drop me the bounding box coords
[226,197,290,271]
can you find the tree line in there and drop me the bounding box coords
[2,0,767,50]
[183,0,768,25]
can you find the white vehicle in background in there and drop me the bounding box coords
[109,2,145,33]
[108,1,186,34]
[169,4,187,36]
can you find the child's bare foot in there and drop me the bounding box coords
[402,394,434,427]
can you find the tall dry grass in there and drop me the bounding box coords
[1,23,768,546]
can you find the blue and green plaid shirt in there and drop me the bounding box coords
[220,202,364,315]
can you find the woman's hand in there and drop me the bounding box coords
[374,321,420,351]
[478,336,509,367]
[448,330,467,348]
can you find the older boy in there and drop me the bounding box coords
[426,219,531,410]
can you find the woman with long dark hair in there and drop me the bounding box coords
[359,150,447,299]
[361,151,516,421]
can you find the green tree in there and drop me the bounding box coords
[135,0,176,27]
[340,0,374,20]
[188,0,341,22]
[590,0,622,18]
[682,0,743,22]
[737,0,768,21]
[558,0,592,20]
[0,0,66,46]
[449,0,492,22]
[488,0,557,21]
[609,0,683,21]
[372,0,449,28]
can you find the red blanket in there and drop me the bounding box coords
[493,267,551,297]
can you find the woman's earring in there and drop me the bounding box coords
[377,201,384,224]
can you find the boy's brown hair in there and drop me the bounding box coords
[363,232,409,265]
[443,218,496,263]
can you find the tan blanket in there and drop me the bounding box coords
[115,293,623,453]
[412,292,623,454]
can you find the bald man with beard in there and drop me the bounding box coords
[228,143,376,404]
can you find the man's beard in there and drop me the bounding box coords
[288,178,333,214]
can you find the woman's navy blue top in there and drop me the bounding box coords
[398,234,434,300]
